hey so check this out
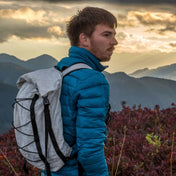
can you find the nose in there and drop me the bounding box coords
[111,37,118,46]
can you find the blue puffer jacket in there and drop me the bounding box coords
[42,46,109,176]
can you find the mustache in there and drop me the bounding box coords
[107,47,115,51]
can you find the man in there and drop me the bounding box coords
[43,6,117,176]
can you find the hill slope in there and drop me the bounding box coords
[0,53,58,70]
[0,83,18,134]
[1,53,176,133]
[130,63,176,81]
[104,72,176,110]
[0,63,31,86]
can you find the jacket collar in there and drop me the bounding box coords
[59,46,108,72]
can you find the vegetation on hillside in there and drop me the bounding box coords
[0,104,176,176]
[105,104,176,175]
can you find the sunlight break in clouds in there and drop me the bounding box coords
[0,0,176,73]
[47,26,66,38]
[115,9,176,54]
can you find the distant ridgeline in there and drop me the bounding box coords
[1,53,176,134]
[0,54,58,134]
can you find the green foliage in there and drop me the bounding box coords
[146,133,161,148]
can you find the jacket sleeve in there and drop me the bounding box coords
[75,72,109,176]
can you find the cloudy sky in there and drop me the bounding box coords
[0,0,176,73]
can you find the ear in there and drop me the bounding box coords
[79,33,90,48]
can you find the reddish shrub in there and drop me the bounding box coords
[0,129,40,176]
[105,105,176,176]
[0,104,176,175]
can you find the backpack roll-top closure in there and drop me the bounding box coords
[16,67,62,97]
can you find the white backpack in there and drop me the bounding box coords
[13,63,92,176]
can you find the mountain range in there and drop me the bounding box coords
[130,63,176,81]
[1,53,176,134]
[0,53,58,70]
[104,71,176,111]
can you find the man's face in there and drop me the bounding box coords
[87,24,118,62]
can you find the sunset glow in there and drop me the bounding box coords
[0,0,176,73]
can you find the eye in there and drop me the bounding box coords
[104,33,109,36]
[103,33,110,37]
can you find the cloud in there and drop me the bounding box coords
[116,10,176,35]
[129,11,176,34]
[131,11,176,26]
[0,7,68,43]
[115,30,175,53]
[0,18,66,42]
[34,0,176,3]
[0,7,49,25]
[117,32,127,40]
[0,18,51,41]
[169,42,176,47]
[47,26,66,38]
[117,13,136,27]
[3,0,176,5]
[1,0,176,56]
[117,33,153,53]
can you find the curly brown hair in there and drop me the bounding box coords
[67,7,117,46]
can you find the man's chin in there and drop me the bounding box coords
[99,58,111,62]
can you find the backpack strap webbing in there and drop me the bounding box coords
[30,94,51,176]
[43,96,69,163]
[62,63,92,77]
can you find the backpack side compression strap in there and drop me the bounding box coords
[43,96,69,163]
[30,94,51,176]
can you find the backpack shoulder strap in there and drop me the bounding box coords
[62,63,92,77]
